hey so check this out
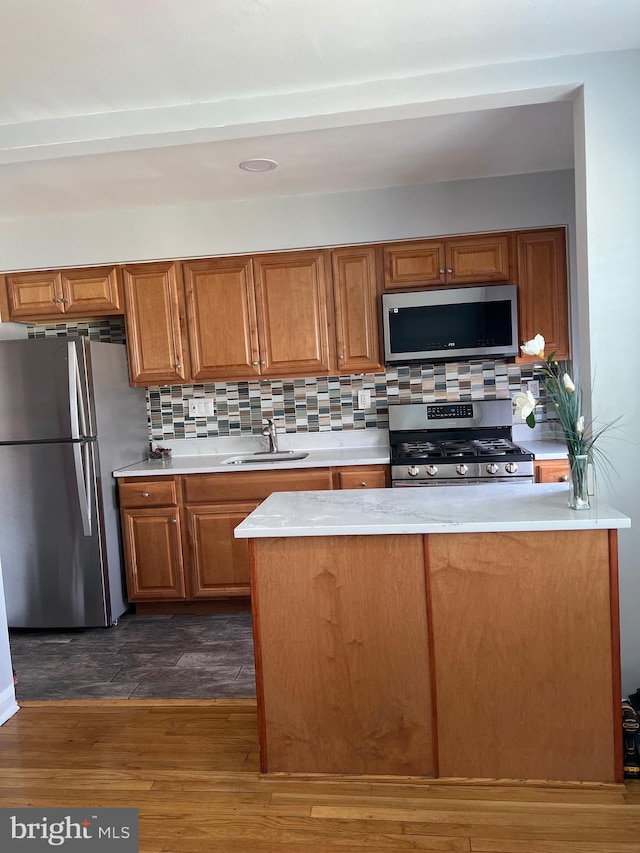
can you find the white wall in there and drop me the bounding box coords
[0,169,575,271]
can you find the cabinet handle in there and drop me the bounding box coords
[447,268,453,274]
[439,268,445,274]
[560,474,569,482]
[141,492,150,498]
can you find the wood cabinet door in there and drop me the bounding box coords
[61,266,123,315]
[445,233,511,284]
[383,241,446,289]
[122,261,190,386]
[186,502,259,598]
[517,228,570,361]
[4,270,65,319]
[253,250,333,377]
[183,257,260,381]
[121,507,186,600]
[331,246,382,373]
[535,459,570,483]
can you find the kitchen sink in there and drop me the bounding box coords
[222,451,309,465]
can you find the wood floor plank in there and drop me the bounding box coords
[0,701,636,852]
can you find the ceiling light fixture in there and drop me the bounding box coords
[238,158,278,172]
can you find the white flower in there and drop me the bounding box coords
[563,373,575,393]
[577,416,584,436]
[512,390,537,420]
[520,334,545,359]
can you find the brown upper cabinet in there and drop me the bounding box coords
[122,261,191,386]
[516,228,569,361]
[331,246,382,373]
[150,247,382,385]
[383,233,511,290]
[2,265,123,321]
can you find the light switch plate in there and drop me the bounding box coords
[356,389,371,409]
[188,399,215,417]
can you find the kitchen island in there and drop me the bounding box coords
[235,483,630,783]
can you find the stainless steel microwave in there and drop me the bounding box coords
[382,284,519,365]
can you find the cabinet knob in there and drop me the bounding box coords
[141,492,150,498]
[338,355,344,360]
[175,363,181,371]
[447,268,453,274]
[252,361,259,365]
[439,269,445,274]
[53,297,62,304]
[359,481,367,488]
[170,518,177,524]
[560,474,569,482]
[260,360,265,365]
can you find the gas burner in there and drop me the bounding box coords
[471,438,520,456]
[440,440,473,457]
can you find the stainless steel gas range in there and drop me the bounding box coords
[389,399,534,487]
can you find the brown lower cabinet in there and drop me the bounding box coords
[118,465,388,604]
[251,527,620,782]
[535,458,570,483]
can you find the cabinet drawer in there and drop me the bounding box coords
[119,480,178,507]
[183,469,334,503]
[535,460,570,484]
[337,468,388,489]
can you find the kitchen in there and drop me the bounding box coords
[1,222,570,702]
[0,14,636,787]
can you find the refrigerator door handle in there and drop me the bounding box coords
[68,341,90,439]
[72,440,92,537]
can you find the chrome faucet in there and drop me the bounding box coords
[261,418,279,453]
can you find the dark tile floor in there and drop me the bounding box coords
[9,612,256,701]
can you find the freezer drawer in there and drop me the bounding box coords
[0,441,110,628]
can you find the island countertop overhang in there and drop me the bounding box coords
[233,482,630,538]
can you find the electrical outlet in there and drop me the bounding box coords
[188,399,215,417]
[357,389,371,409]
[526,380,540,398]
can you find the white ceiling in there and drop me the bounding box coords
[0,0,638,218]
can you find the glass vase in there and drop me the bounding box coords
[568,453,590,510]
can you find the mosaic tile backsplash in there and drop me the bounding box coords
[27,320,544,441]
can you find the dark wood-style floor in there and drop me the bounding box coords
[9,612,255,700]
[1,700,639,853]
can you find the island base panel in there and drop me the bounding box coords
[251,535,435,777]
[428,530,617,782]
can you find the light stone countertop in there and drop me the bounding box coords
[234,482,630,538]
[113,430,390,477]
[518,439,568,460]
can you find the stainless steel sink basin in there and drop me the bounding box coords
[222,451,309,465]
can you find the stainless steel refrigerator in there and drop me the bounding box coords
[0,337,148,628]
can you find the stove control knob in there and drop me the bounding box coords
[505,462,518,474]
[456,464,469,476]
[486,463,499,475]
[425,465,438,477]
[408,465,420,477]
